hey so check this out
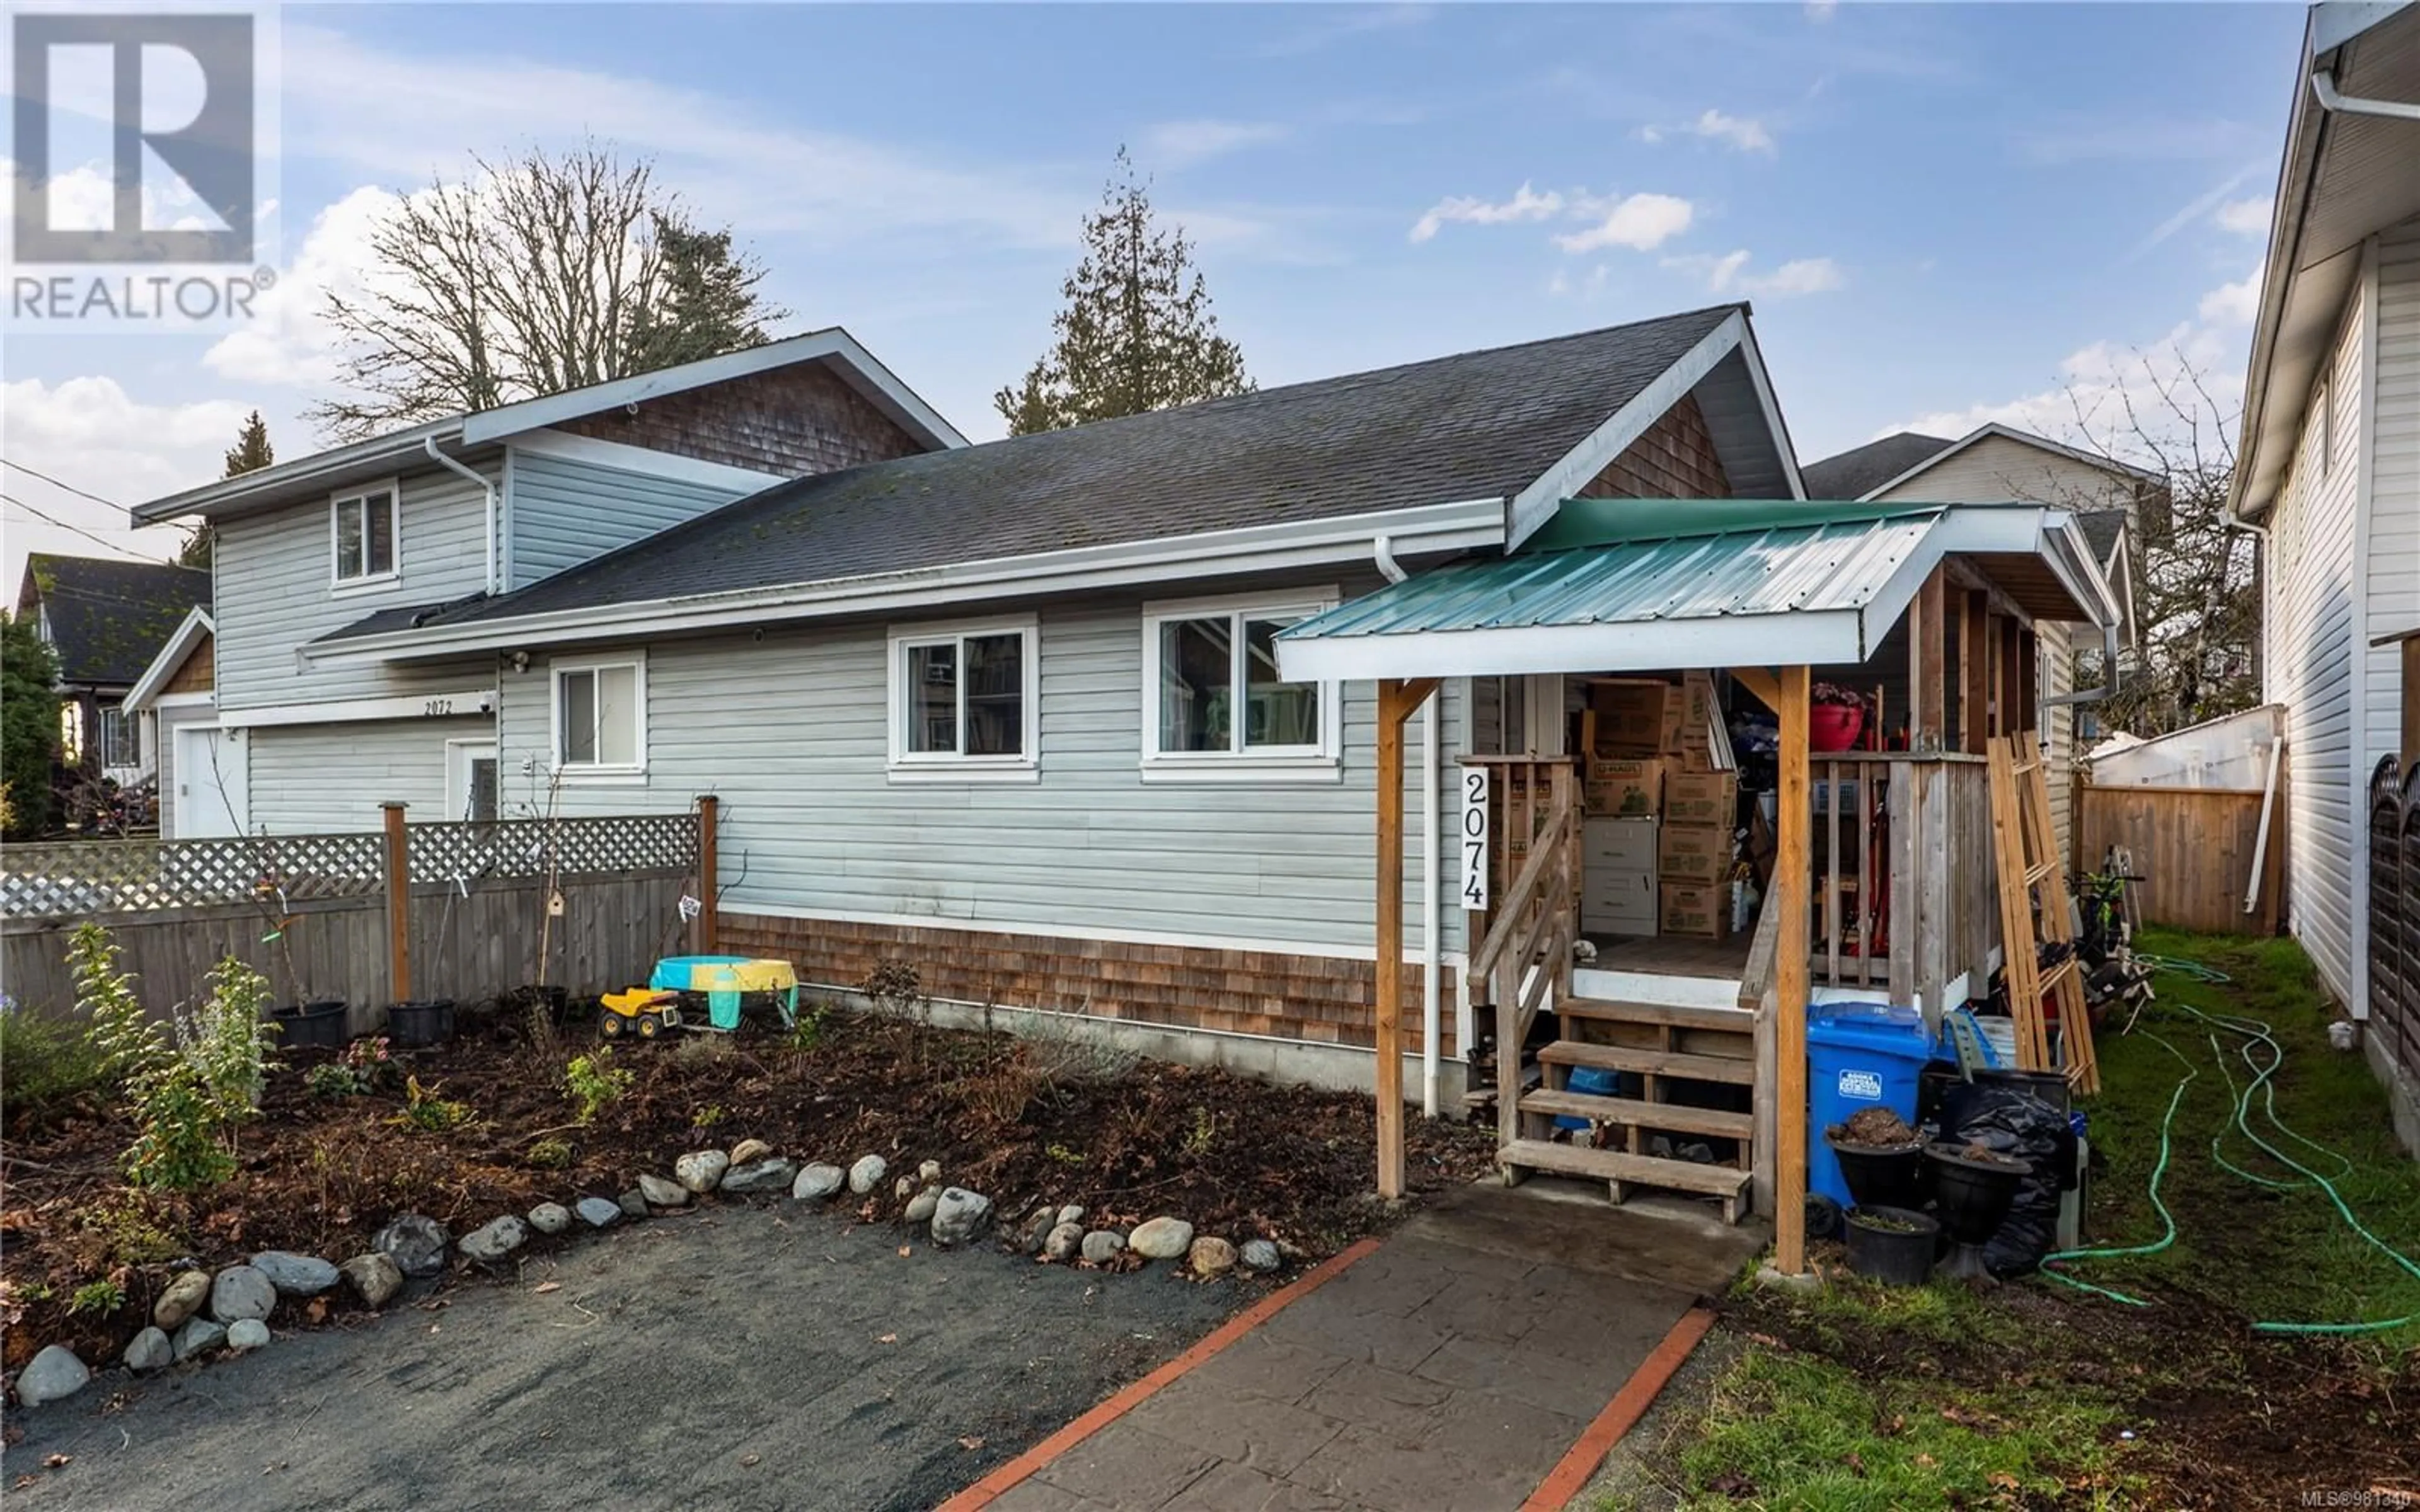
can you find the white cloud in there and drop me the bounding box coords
[1409,182,1565,243]
[2215,195,2273,235]
[2198,264,2262,326]
[1547,265,1612,301]
[1,377,255,587]
[1139,120,1290,169]
[1806,0,1839,20]
[1690,110,1777,155]
[1663,249,1844,297]
[1554,193,1696,253]
[203,185,398,389]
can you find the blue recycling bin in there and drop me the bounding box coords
[1806,1004,1937,1210]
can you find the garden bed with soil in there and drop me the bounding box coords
[2,1002,1497,1373]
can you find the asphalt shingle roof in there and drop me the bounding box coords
[2075,508,2129,565]
[360,304,1743,636]
[16,554,209,686]
[1799,432,1954,501]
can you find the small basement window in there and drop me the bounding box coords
[331,483,400,587]
[888,619,1039,781]
[553,658,645,776]
[1142,592,1340,780]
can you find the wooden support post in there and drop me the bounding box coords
[1998,616,2024,737]
[1959,590,1990,753]
[381,801,412,1004]
[2017,629,2039,733]
[1373,677,1438,1200]
[1774,667,1812,1274]
[1912,569,1947,752]
[696,794,720,954]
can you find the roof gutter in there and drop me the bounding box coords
[422,436,498,593]
[130,420,466,525]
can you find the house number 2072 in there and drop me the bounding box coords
[422,698,453,717]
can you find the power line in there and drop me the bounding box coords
[1,492,162,562]
[1,459,124,512]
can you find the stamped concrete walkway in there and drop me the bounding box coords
[957,1182,1767,1512]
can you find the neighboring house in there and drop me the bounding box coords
[13,553,211,795]
[120,607,222,839]
[127,329,965,837]
[2229,3,2420,1062]
[1801,421,2150,848]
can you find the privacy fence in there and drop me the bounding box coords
[1,800,715,1037]
[2369,757,2417,1087]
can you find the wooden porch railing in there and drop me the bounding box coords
[1468,759,1582,1148]
[1809,753,1998,1014]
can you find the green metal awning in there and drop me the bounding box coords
[1276,498,2118,683]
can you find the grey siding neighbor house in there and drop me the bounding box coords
[297,303,1804,1095]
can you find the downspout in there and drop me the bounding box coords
[2312,69,2420,122]
[424,437,497,594]
[1374,536,1442,1119]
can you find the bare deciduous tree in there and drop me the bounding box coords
[314,143,784,441]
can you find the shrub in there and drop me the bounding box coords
[389,1075,472,1134]
[67,1279,125,1317]
[564,1048,632,1125]
[785,999,834,1053]
[306,1036,397,1100]
[0,1001,112,1125]
[71,924,153,1085]
[527,1137,573,1171]
[171,957,279,1121]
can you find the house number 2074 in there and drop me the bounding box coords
[1460,767,1490,911]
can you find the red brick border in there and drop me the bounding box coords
[934,1237,1386,1511]
[1520,1305,1717,1511]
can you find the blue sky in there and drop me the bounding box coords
[4,3,2303,584]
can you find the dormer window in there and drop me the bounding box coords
[331,483,400,588]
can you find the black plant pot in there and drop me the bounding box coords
[1927,1143,2027,1279]
[1844,1206,1940,1286]
[273,999,349,1051]
[388,999,456,1048]
[1824,1132,1927,1212]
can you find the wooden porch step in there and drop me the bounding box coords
[1536,1040,1756,1084]
[1557,997,1756,1036]
[1500,1137,1752,1207]
[1516,1088,1754,1140]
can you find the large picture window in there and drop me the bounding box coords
[1142,592,1339,780]
[330,483,400,587]
[552,658,645,777]
[887,619,1039,781]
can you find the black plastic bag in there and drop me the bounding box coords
[1937,1079,2074,1277]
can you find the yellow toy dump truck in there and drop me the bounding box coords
[599,954,802,1038]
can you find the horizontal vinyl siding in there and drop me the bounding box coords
[246,717,496,833]
[214,461,502,711]
[2371,220,2420,772]
[506,451,755,589]
[2266,288,2368,1004]
[1870,434,2138,513]
[496,587,1467,960]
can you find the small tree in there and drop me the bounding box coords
[1,612,61,839]
[995,148,1252,436]
[179,410,273,569]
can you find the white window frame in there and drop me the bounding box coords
[1140,589,1342,783]
[886,615,1040,783]
[329,479,402,595]
[548,655,648,784]
[99,705,139,769]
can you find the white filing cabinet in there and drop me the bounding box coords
[1581,817,1659,936]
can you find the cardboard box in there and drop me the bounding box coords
[1589,680,1676,754]
[1658,821,1732,884]
[1680,672,1718,738]
[1584,756,1663,817]
[1660,881,1731,939]
[1664,770,1738,827]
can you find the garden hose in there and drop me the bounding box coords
[2039,953,2420,1336]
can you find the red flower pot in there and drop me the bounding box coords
[1810,702,1865,752]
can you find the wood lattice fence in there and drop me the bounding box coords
[2368,757,2418,1086]
[1,803,713,1036]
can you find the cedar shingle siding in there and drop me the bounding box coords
[556,363,925,479]
[164,633,214,695]
[1579,393,1731,499]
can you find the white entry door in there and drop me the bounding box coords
[174,725,247,837]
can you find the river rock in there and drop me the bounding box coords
[1057,1204,1086,1228]
[226,1319,270,1353]
[154,1269,210,1329]
[1189,1237,1239,1277]
[15,1345,89,1406]
[728,1138,773,1167]
[1240,1239,1282,1274]
[1017,1206,1059,1254]
[374,1214,449,1278]
[250,1251,339,1297]
[618,1189,651,1220]
[793,1164,846,1201]
[340,1252,403,1308]
[459,1215,528,1263]
[918,1159,943,1184]
[675,1150,730,1193]
[1044,1222,1085,1262]
[722,1157,798,1195]
[638,1172,691,1208]
[577,1196,625,1229]
[209,1264,276,1323]
[527,1202,572,1235]
[894,1176,916,1200]
[1081,1230,1126,1266]
[173,1317,227,1361]
[848,1155,888,1195]
[123,1326,173,1372]
[1127,1217,1194,1261]
[931,1189,992,1247]
[904,1187,940,1224]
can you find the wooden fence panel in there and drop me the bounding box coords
[3,896,390,1028]
[2077,782,2281,935]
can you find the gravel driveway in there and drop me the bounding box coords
[5,1203,1242,1511]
